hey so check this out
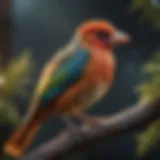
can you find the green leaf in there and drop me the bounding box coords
[136,50,160,156]
[131,0,160,30]
[137,121,160,156]
[0,49,35,100]
[130,0,145,10]
[0,100,20,126]
[143,62,160,73]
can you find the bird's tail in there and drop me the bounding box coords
[3,115,41,158]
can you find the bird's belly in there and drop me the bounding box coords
[52,80,108,115]
[69,82,108,114]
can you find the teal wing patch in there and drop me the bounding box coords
[40,49,90,106]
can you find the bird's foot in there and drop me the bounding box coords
[72,113,101,127]
[62,115,84,145]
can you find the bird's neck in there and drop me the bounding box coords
[90,46,112,53]
[80,40,113,53]
[68,35,113,53]
[81,44,113,56]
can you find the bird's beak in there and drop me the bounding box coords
[109,31,131,46]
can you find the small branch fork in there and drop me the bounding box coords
[19,99,160,160]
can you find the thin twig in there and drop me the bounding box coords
[19,99,160,160]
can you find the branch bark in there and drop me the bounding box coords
[19,99,160,160]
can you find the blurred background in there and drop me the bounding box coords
[0,0,160,159]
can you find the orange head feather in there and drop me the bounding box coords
[76,19,131,49]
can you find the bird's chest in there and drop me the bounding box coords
[72,51,116,111]
[68,82,108,114]
[82,82,108,107]
[88,50,116,83]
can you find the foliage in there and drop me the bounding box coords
[0,101,20,126]
[131,0,160,156]
[135,50,160,156]
[131,0,160,30]
[0,50,34,99]
[0,49,34,126]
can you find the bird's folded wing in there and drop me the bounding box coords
[38,49,91,107]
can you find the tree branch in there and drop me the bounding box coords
[19,99,160,160]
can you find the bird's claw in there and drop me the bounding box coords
[69,127,84,145]
[62,115,83,145]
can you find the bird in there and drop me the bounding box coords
[3,19,130,158]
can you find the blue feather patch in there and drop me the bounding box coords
[40,49,90,106]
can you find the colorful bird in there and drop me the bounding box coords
[3,19,130,158]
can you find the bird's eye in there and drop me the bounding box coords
[95,31,109,39]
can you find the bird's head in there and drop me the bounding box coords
[76,19,131,50]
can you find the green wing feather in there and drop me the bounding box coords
[38,49,90,107]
